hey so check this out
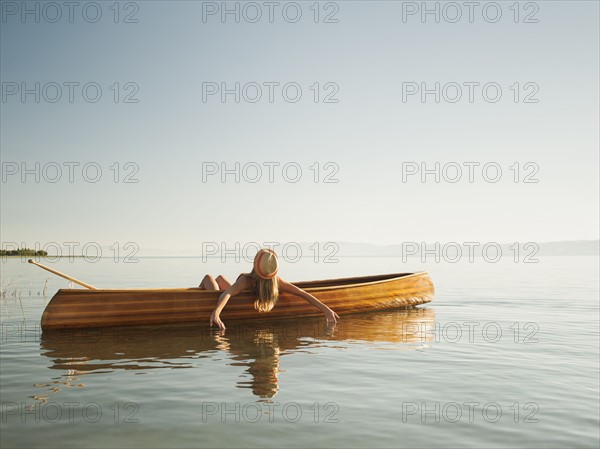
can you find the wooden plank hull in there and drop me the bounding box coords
[41,272,434,330]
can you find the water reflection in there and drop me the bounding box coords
[40,308,435,400]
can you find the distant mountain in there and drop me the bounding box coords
[534,240,600,256]
[330,240,600,257]
[136,240,599,257]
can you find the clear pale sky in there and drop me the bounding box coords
[1,1,598,253]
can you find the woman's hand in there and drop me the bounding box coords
[209,277,247,332]
[324,308,340,325]
[278,277,340,325]
[210,309,226,331]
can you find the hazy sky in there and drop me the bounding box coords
[1,1,598,253]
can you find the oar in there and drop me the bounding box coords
[28,259,98,290]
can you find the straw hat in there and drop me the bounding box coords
[253,249,279,279]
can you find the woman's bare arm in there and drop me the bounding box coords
[278,278,340,324]
[210,276,249,330]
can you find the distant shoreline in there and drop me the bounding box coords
[1,256,85,258]
[2,255,598,259]
[2,240,598,259]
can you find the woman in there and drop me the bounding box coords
[200,248,339,331]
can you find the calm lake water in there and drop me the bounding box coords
[1,256,598,448]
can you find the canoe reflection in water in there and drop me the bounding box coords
[40,308,435,399]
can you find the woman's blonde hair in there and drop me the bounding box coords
[247,270,279,313]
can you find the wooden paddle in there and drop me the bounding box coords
[28,259,98,290]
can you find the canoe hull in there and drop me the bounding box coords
[41,272,434,330]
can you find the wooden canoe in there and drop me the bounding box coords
[40,272,434,330]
